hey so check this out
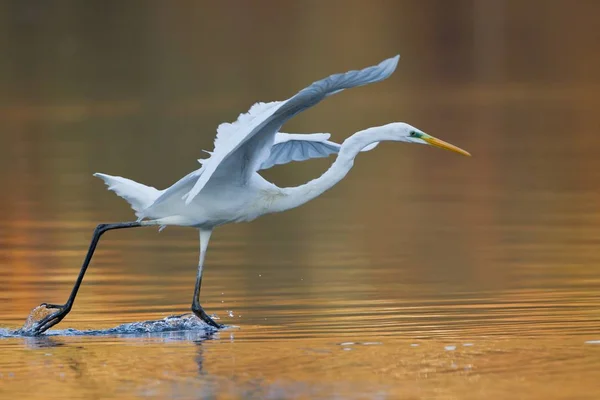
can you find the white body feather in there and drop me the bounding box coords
[83,55,470,333]
[95,56,400,229]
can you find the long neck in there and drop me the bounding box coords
[271,127,384,213]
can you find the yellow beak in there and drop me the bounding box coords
[421,134,471,157]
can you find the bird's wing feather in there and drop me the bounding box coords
[182,54,400,205]
[258,133,338,169]
[212,102,283,154]
[143,103,284,213]
[258,132,379,170]
[137,168,203,217]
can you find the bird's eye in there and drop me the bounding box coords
[409,131,417,137]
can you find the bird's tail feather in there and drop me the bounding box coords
[93,173,162,217]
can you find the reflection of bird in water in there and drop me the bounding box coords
[27,55,470,335]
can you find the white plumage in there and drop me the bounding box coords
[179,55,401,206]
[96,55,401,228]
[89,55,469,329]
[93,173,161,217]
[26,55,471,334]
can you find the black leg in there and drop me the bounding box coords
[190,228,223,329]
[28,222,142,335]
[191,273,223,329]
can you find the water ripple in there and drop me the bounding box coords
[0,314,218,338]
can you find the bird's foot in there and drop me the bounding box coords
[19,303,71,336]
[192,306,224,329]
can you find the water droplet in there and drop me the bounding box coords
[444,345,456,351]
[227,310,234,318]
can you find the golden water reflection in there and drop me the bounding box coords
[2,1,600,399]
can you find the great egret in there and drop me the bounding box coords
[27,55,470,335]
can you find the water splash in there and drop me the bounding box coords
[1,314,219,338]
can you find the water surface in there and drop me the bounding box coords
[2,2,600,399]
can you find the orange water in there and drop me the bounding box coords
[2,2,600,399]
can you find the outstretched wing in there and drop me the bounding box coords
[259,133,338,169]
[182,54,400,204]
[140,55,399,216]
[257,132,378,170]
[139,103,282,216]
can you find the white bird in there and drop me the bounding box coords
[29,55,470,335]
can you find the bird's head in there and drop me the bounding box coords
[381,122,471,156]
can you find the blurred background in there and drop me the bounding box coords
[1,1,600,398]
